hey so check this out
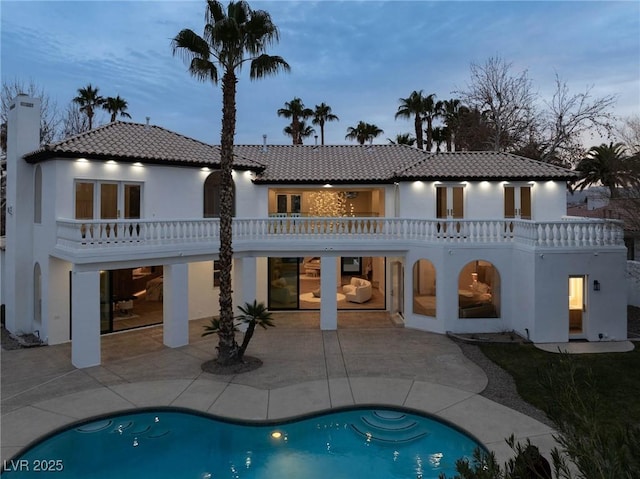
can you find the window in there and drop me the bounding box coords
[413,259,436,317]
[436,186,464,219]
[74,181,143,220]
[504,185,531,219]
[75,182,94,219]
[458,260,500,318]
[204,171,235,218]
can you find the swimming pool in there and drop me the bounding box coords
[3,407,483,478]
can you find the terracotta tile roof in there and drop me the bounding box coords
[22,122,576,182]
[23,121,262,170]
[395,151,577,181]
[233,144,424,183]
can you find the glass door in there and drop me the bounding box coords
[568,276,586,335]
[100,270,113,334]
[391,261,404,319]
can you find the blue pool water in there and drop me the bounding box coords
[3,407,483,478]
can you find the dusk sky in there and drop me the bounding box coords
[2,1,639,146]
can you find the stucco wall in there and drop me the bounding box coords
[398,180,567,220]
[188,261,219,320]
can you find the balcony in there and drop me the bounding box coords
[53,217,624,263]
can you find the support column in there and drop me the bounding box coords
[71,270,100,368]
[163,263,189,348]
[320,256,338,330]
[233,257,257,309]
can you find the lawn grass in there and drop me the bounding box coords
[479,343,640,428]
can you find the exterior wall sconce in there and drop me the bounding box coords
[593,280,601,291]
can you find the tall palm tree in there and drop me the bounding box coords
[283,120,315,144]
[423,94,439,152]
[395,90,429,150]
[442,98,462,152]
[574,143,639,199]
[103,95,132,122]
[172,0,289,365]
[387,133,416,146]
[73,84,104,130]
[277,97,312,145]
[312,102,339,145]
[431,126,448,152]
[345,121,384,145]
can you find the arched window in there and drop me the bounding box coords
[458,260,501,318]
[34,165,42,223]
[204,171,235,218]
[412,259,436,317]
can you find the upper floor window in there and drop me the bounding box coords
[204,171,235,218]
[75,180,142,220]
[504,185,531,219]
[436,185,464,219]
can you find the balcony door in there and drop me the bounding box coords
[436,186,464,219]
[75,181,142,220]
[504,185,531,220]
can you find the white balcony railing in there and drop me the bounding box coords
[55,217,625,252]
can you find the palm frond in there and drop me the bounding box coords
[250,55,290,79]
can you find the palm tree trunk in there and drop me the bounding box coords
[217,70,239,365]
[320,122,325,145]
[414,115,423,150]
[425,117,433,152]
[237,320,256,360]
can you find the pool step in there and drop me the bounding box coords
[349,410,429,444]
[76,417,170,440]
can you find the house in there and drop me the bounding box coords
[2,96,628,368]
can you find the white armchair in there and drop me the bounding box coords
[342,277,372,303]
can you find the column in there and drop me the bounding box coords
[163,263,189,348]
[71,270,100,368]
[234,257,257,310]
[320,256,338,330]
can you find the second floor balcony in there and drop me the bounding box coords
[53,216,625,264]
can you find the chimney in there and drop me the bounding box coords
[262,134,267,152]
[145,117,150,130]
[314,135,318,147]
[5,95,41,334]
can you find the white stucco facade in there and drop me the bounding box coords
[2,96,629,368]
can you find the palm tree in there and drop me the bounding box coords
[202,300,274,361]
[387,133,416,146]
[312,102,339,145]
[277,97,312,145]
[423,94,440,152]
[431,126,448,152]
[235,300,274,360]
[73,84,104,130]
[283,120,315,144]
[574,142,639,199]
[442,98,462,151]
[395,90,430,150]
[102,95,132,122]
[345,121,384,145]
[172,0,289,366]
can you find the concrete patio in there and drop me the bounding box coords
[1,315,557,466]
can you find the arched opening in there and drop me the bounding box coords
[412,259,436,317]
[458,260,501,318]
[34,165,42,223]
[33,262,42,332]
[204,171,235,218]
